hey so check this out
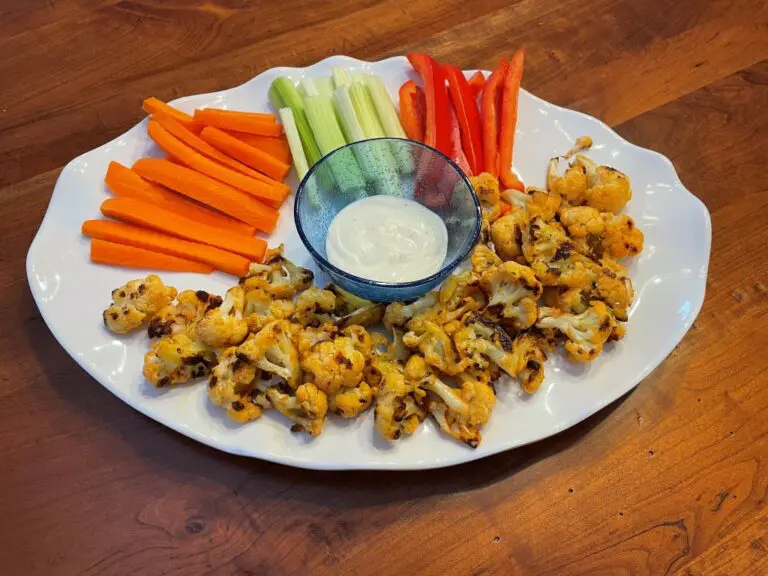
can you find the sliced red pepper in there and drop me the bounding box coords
[481,60,509,178]
[398,80,426,142]
[444,65,484,176]
[468,71,486,100]
[498,49,525,191]
[406,53,452,157]
[448,103,472,175]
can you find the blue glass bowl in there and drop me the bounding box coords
[294,138,481,302]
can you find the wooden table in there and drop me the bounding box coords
[2,1,767,574]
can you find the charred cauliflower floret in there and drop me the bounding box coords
[470,172,503,223]
[326,284,385,328]
[242,288,295,333]
[559,206,644,260]
[143,333,216,387]
[403,320,465,375]
[104,275,177,334]
[542,287,590,315]
[340,325,375,356]
[509,332,548,393]
[501,187,561,222]
[195,286,248,348]
[471,243,502,276]
[547,157,588,204]
[330,382,374,418]
[267,383,328,436]
[534,242,602,289]
[601,214,644,259]
[593,258,635,321]
[481,261,543,330]
[371,355,426,441]
[522,217,570,264]
[437,271,487,321]
[296,323,338,356]
[301,335,366,395]
[148,289,221,338]
[383,291,439,333]
[242,245,314,298]
[536,301,616,362]
[237,320,301,388]
[572,155,632,214]
[294,287,337,326]
[490,209,529,262]
[421,375,496,448]
[208,347,271,423]
[454,317,517,376]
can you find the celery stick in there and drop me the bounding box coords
[278,107,308,179]
[364,74,415,174]
[315,76,336,97]
[349,83,386,139]
[304,94,365,196]
[270,77,322,166]
[333,67,353,88]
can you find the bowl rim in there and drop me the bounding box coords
[293,137,482,290]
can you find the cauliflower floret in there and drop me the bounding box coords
[522,217,570,264]
[237,320,301,388]
[560,206,644,260]
[340,325,375,356]
[294,287,337,327]
[370,355,426,440]
[573,155,632,213]
[593,258,635,321]
[509,332,548,393]
[470,172,503,223]
[534,242,602,289]
[326,284,385,328]
[103,275,177,334]
[501,187,561,222]
[421,375,496,448]
[437,270,487,319]
[267,383,328,436]
[542,286,590,315]
[383,291,439,333]
[195,286,248,348]
[297,323,338,356]
[143,333,216,387]
[403,320,465,375]
[454,316,517,376]
[301,335,365,395]
[490,209,528,262]
[330,381,374,418]
[536,301,616,362]
[242,245,314,298]
[601,214,644,259]
[243,288,295,333]
[148,289,221,338]
[470,243,502,276]
[559,205,606,238]
[547,157,588,204]
[208,347,271,423]
[480,261,543,330]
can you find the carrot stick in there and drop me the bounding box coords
[142,97,203,133]
[225,132,292,165]
[498,49,526,191]
[132,158,278,234]
[200,127,291,181]
[150,109,276,182]
[105,161,256,236]
[194,109,284,137]
[101,197,268,261]
[90,239,214,273]
[83,220,251,276]
[147,119,288,205]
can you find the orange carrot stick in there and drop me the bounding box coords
[101,197,268,262]
[83,220,251,276]
[147,119,287,205]
[225,132,292,165]
[200,127,291,181]
[149,109,272,181]
[90,238,214,273]
[193,109,283,137]
[142,97,203,133]
[132,158,278,234]
[105,161,256,236]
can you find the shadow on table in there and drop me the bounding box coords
[23,285,641,509]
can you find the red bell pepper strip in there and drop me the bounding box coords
[448,103,472,175]
[398,80,426,142]
[468,71,486,100]
[406,53,452,157]
[481,60,509,177]
[498,49,525,191]
[444,64,484,176]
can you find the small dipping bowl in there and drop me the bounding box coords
[294,138,481,302]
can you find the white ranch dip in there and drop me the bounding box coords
[325,195,448,283]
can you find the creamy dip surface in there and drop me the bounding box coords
[325,195,448,283]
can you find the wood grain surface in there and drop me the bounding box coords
[2,1,767,574]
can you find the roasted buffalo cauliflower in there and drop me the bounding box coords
[208,346,271,423]
[509,332,548,393]
[195,286,248,348]
[326,284,385,328]
[301,333,366,395]
[237,320,301,388]
[470,172,503,223]
[330,382,374,418]
[104,275,177,334]
[547,157,588,204]
[481,261,543,330]
[501,187,561,222]
[454,316,517,376]
[592,258,635,321]
[490,209,529,262]
[383,291,439,333]
[370,354,426,441]
[403,320,465,375]
[559,205,643,260]
[242,245,314,298]
[293,287,337,327]
[574,155,632,213]
[148,289,221,338]
[267,383,328,436]
[243,288,295,333]
[143,333,216,387]
[470,243,503,276]
[536,301,616,362]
